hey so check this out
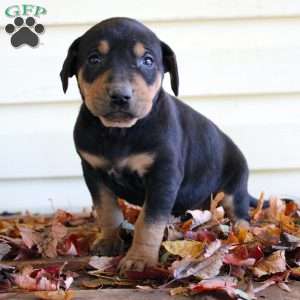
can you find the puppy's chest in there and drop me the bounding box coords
[80,150,155,182]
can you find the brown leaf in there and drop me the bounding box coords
[169,286,189,296]
[170,247,227,280]
[34,290,75,300]
[253,250,286,277]
[18,226,42,249]
[89,256,116,272]
[0,243,11,260]
[252,192,265,221]
[118,198,141,224]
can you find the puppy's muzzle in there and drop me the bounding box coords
[108,84,132,108]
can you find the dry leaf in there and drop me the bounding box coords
[190,276,237,296]
[224,253,256,267]
[252,192,265,221]
[118,198,141,224]
[170,247,227,280]
[89,256,116,272]
[169,286,189,296]
[185,210,212,229]
[14,264,73,291]
[204,239,221,258]
[253,250,286,277]
[34,290,75,300]
[162,240,204,258]
[0,243,11,260]
[126,267,169,281]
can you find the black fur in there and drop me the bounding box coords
[60,17,255,223]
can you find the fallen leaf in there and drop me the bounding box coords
[118,199,141,224]
[34,290,75,300]
[169,286,189,296]
[0,243,11,260]
[223,253,256,267]
[190,276,238,298]
[184,229,216,243]
[0,265,15,290]
[252,192,265,221]
[204,239,221,258]
[13,264,73,291]
[126,267,169,281]
[185,210,212,229]
[253,250,286,277]
[89,256,117,272]
[170,247,227,280]
[162,240,204,258]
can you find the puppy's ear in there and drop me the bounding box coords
[60,37,81,93]
[160,41,179,96]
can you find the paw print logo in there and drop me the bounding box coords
[5,17,45,48]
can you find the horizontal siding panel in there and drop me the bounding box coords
[1,18,300,104]
[1,0,300,27]
[1,170,299,213]
[0,95,299,179]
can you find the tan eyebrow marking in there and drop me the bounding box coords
[133,42,146,57]
[98,40,110,55]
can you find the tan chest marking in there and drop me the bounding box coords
[79,151,110,169]
[80,151,155,177]
[118,153,155,176]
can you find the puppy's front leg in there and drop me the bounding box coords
[120,161,182,272]
[82,161,124,256]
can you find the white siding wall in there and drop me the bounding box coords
[0,0,299,212]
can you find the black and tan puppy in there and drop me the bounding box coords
[60,17,256,272]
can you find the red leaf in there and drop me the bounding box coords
[126,267,169,281]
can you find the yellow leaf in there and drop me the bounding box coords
[162,240,204,258]
[34,290,75,300]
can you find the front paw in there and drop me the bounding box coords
[118,247,158,273]
[91,237,124,256]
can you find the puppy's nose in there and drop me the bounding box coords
[109,86,132,106]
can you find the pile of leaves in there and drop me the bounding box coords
[0,193,300,299]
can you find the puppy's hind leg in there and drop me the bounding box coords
[222,168,252,228]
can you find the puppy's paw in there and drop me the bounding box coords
[91,237,124,256]
[118,246,158,273]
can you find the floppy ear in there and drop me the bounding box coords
[60,37,81,93]
[160,41,179,96]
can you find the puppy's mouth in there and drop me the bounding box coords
[99,111,139,128]
[103,111,135,121]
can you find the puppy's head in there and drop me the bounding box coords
[60,17,178,128]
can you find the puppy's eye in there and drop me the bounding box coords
[142,55,154,67]
[88,53,102,65]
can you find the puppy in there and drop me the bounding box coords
[60,17,256,272]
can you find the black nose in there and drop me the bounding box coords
[109,86,132,106]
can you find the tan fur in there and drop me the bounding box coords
[94,184,124,238]
[79,151,109,169]
[131,73,162,118]
[133,42,145,57]
[120,207,166,271]
[98,40,110,55]
[99,116,139,128]
[78,69,110,116]
[118,153,155,176]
